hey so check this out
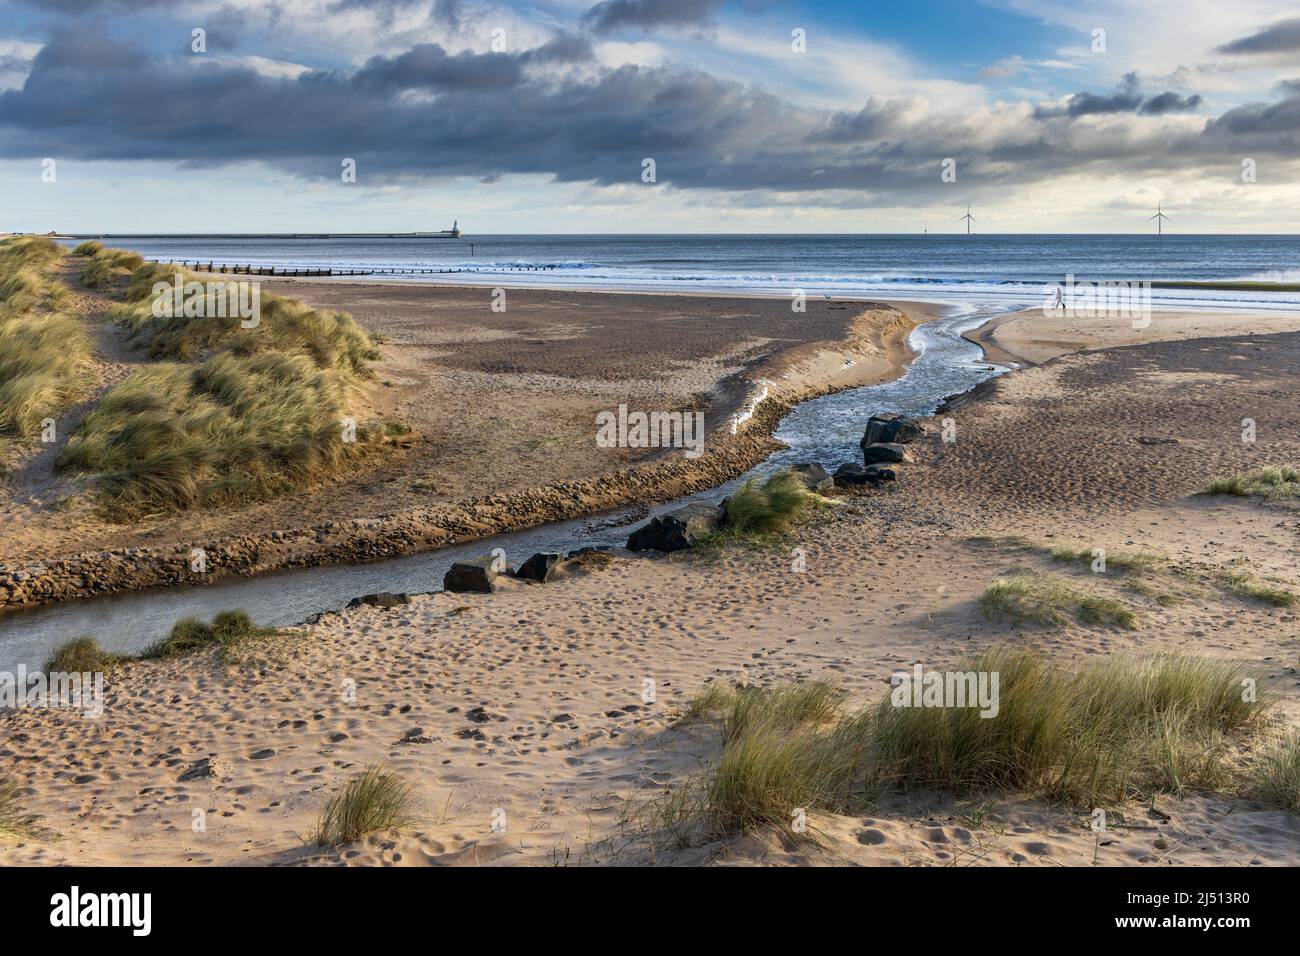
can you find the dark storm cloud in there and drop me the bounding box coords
[350,33,591,92]
[352,44,524,92]
[0,28,1287,195]
[522,32,596,65]
[1139,91,1203,115]
[1035,73,1203,118]
[1204,86,1300,148]
[1217,16,1300,55]
[582,0,725,34]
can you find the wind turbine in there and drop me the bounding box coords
[1148,202,1170,236]
[959,203,976,235]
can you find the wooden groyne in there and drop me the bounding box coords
[164,260,564,278]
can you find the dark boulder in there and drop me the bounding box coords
[516,552,562,583]
[627,502,724,552]
[833,462,875,487]
[346,592,410,609]
[443,555,506,593]
[789,462,833,492]
[862,442,911,465]
[864,463,898,483]
[861,413,925,448]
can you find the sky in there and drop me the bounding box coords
[1,0,1299,233]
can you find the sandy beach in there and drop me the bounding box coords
[4,298,1300,867]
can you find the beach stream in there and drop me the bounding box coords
[0,305,1007,671]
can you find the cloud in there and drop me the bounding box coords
[1217,16,1300,55]
[352,44,524,92]
[0,24,1291,203]
[1139,90,1204,114]
[1035,73,1204,118]
[15,0,173,11]
[582,0,725,34]
[1205,85,1300,144]
[978,55,1027,80]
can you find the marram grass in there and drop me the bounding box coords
[1202,466,1300,501]
[112,261,377,374]
[0,780,38,840]
[979,570,1139,629]
[0,237,89,436]
[45,609,282,673]
[57,251,385,514]
[312,766,417,847]
[57,351,366,517]
[655,648,1270,841]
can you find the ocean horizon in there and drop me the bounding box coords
[66,233,1300,312]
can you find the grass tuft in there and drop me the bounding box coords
[1249,733,1300,813]
[722,469,826,536]
[112,264,377,374]
[1213,567,1296,607]
[0,780,38,840]
[81,247,144,288]
[45,637,121,673]
[57,351,367,517]
[312,766,416,846]
[1202,466,1300,501]
[139,609,278,660]
[656,648,1268,841]
[969,535,1163,574]
[978,570,1138,629]
[0,238,87,436]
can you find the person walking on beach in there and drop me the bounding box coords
[1054,285,1065,310]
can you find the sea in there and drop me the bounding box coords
[63,233,1300,312]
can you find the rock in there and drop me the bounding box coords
[566,546,610,559]
[864,463,898,482]
[833,462,876,487]
[626,502,724,552]
[516,552,562,583]
[179,755,226,782]
[346,591,409,609]
[862,442,911,465]
[789,462,833,492]
[443,555,506,593]
[862,413,925,447]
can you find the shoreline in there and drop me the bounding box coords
[964,304,1300,367]
[0,297,921,612]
